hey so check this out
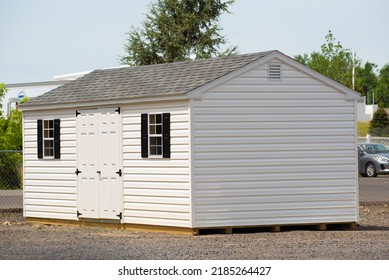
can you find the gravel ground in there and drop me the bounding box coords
[1,204,389,260]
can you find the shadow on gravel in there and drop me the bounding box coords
[356,225,389,231]
[2,206,389,233]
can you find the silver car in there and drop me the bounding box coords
[358,144,389,177]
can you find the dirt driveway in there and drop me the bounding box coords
[1,204,389,260]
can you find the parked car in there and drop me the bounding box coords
[360,143,389,154]
[358,144,389,177]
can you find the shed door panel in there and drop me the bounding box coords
[77,108,122,220]
[99,110,122,219]
[78,111,99,218]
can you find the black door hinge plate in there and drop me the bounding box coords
[115,107,121,114]
[75,168,81,175]
[76,110,80,117]
[77,211,82,217]
[117,212,122,219]
[116,169,122,177]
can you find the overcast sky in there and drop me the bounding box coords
[1,0,388,84]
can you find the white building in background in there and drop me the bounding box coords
[2,71,90,115]
[357,96,378,122]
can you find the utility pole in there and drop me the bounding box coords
[351,49,355,91]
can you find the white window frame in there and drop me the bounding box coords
[148,113,163,158]
[43,119,54,159]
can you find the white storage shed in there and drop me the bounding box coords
[21,50,360,234]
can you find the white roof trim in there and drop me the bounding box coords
[20,94,188,112]
[5,80,69,88]
[275,51,360,100]
[187,51,279,98]
[188,50,361,100]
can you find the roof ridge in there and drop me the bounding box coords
[22,50,276,108]
[95,50,276,72]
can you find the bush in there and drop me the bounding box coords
[369,107,389,136]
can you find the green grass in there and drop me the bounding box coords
[358,122,370,137]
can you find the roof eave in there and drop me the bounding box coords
[188,50,361,100]
[274,51,361,100]
[20,94,189,112]
[187,50,278,98]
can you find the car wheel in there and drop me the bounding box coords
[365,162,377,177]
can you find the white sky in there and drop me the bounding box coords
[1,0,388,83]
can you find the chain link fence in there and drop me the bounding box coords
[358,136,389,203]
[0,143,388,211]
[0,150,23,210]
[358,136,389,146]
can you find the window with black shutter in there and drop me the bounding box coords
[141,113,170,158]
[37,119,60,159]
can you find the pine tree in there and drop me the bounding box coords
[369,106,389,137]
[120,0,237,66]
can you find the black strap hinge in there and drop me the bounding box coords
[116,169,122,177]
[76,110,80,117]
[75,168,81,175]
[116,212,122,220]
[77,211,82,217]
[115,107,121,114]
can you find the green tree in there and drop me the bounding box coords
[355,62,378,102]
[120,0,237,66]
[369,105,389,137]
[0,85,24,189]
[0,109,23,150]
[0,109,23,189]
[0,83,7,117]
[376,64,389,107]
[295,30,359,89]
[0,90,29,150]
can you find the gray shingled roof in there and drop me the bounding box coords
[23,51,274,107]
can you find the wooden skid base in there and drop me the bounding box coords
[26,218,357,236]
[26,217,196,235]
[195,222,358,235]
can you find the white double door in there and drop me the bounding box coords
[77,108,122,220]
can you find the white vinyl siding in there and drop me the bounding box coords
[192,58,358,228]
[23,109,77,220]
[122,100,191,227]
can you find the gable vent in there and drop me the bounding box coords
[268,64,281,80]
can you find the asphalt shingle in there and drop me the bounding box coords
[23,51,274,107]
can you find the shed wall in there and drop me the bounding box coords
[23,109,77,220]
[192,58,358,228]
[23,101,191,227]
[122,100,191,227]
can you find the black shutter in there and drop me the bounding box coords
[141,114,148,158]
[162,113,171,158]
[54,119,61,159]
[37,119,43,159]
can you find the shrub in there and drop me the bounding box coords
[369,107,389,136]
